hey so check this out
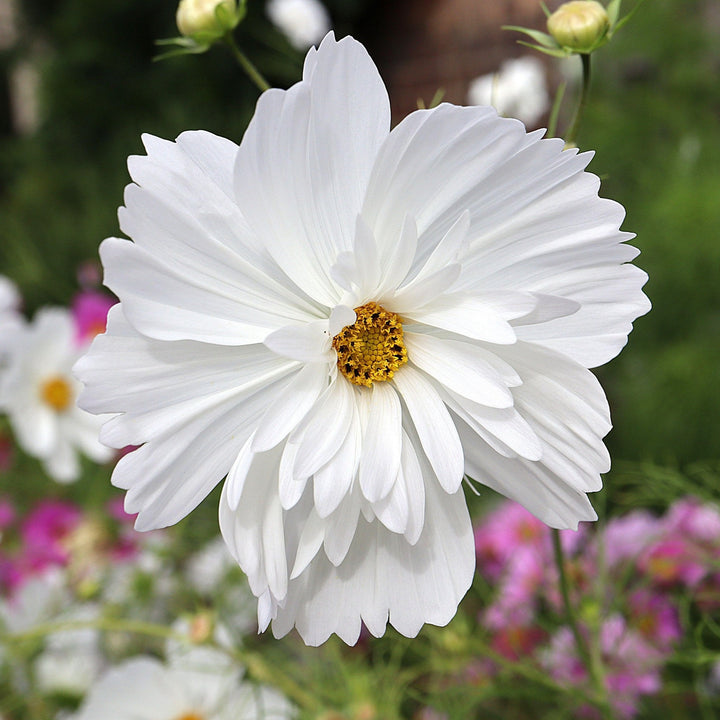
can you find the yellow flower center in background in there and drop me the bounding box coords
[175,714,205,720]
[332,302,408,387]
[40,375,73,412]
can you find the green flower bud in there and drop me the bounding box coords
[176,0,236,38]
[547,1,610,53]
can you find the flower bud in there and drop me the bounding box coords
[547,1,609,53]
[176,0,236,37]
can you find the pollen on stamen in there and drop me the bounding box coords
[332,302,408,387]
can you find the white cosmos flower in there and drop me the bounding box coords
[0,275,23,357]
[468,56,550,127]
[75,33,650,645]
[69,652,294,720]
[267,0,330,50]
[0,307,114,482]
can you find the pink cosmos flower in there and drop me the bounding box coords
[600,509,663,569]
[544,614,665,719]
[71,290,116,345]
[627,588,681,652]
[0,497,15,530]
[664,497,720,546]
[639,537,706,588]
[20,500,83,572]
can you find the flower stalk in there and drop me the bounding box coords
[551,528,612,718]
[224,33,271,92]
[565,52,592,147]
[1,617,320,711]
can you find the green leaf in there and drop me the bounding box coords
[515,40,570,58]
[502,25,558,48]
[606,0,622,27]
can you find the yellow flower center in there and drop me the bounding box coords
[332,302,408,387]
[40,375,73,412]
[175,714,205,720]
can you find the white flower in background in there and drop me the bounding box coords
[69,651,294,720]
[0,307,114,482]
[267,0,330,50]
[0,275,23,357]
[34,604,104,697]
[185,536,238,595]
[0,570,68,683]
[468,56,550,127]
[185,538,258,635]
[75,34,650,645]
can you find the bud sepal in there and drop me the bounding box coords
[155,0,247,60]
[504,0,643,58]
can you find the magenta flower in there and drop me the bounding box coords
[20,500,83,572]
[0,497,15,530]
[71,290,116,344]
[627,588,681,652]
[544,614,665,719]
[640,537,706,588]
[601,509,663,569]
[664,497,720,546]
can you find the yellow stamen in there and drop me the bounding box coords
[332,302,408,387]
[176,714,205,720]
[40,375,73,412]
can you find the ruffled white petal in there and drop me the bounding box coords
[234,33,390,306]
[460,342,611,529]
[404,333,515,409]
[265,477,474,646]
[391,366,464,493]
[362,101,648,368]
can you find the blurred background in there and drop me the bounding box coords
[1,1,720,718]
[1,0,718,484]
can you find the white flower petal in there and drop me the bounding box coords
[271,477,474,645]
[359,382,402,502]
[234,34,390,305]
[263,321,333,363]
[375,214,418,297]
[404,332,515,409]
[278,440,308,510]
[224,434,256,512]
[392,365,464,493]
[404,293,518,344]
[290,508,325,580]
[313,401,360,517]
[291,378,354,479]
[328,304,356,336]
[388,264,461,312]
[445,391,543,461]
[252,363,329,452]
[322,492,362,566]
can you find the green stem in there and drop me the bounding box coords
[224,33,270,92]
[2,617,319,711]
[564,52,591,147]
[551,529,612,719]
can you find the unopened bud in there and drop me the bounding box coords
[547,1,609,53]
[176,0,236,37]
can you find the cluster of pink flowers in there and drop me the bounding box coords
[473,496,720,718]
[0,495,139,600]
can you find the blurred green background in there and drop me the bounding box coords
[0,0,718,496]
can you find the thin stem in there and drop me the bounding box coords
[224,33,270,92]
[1,617,319,711]
[564,52,591,147]
[546,80,566,139]
[551,529,612,719]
